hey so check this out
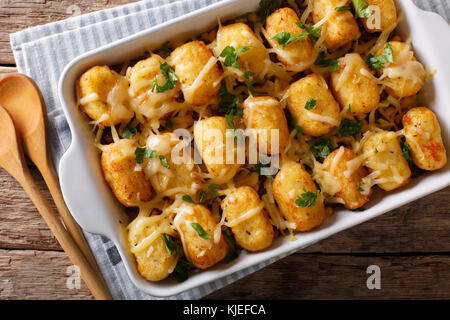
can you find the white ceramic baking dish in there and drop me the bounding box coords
[58,0,450,297]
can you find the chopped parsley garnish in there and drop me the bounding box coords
[305,98,317,110]
[222,229,240,263]
[339,119,363,136]
[208,184,220,199]
[122,122,138,139]
[190,223,212,240]
[248,163,275,181]
[244,71,267,94]
[160,41,170,56]
[259,0,281,20]
[286,110,304,133]
[374,148,379,154]
[165,118,173,129]
[315,52,339,72]
[366,43,394,70]
[135,147,157,164]
[159,155,171,169]
[347,104,352,113]
[296,21,322,42]
[182,195,196,204]
[335,5,351,11]
[218,85,243,132]
[295,187,320,208]
[220,45,250,69]
[311,139,334,159]
[199,190,207,203]
[135,147,170,168]
[161,233,180,257]
[401,141,413,165]
[272,31,308,48]
[357,183,365,192]
[352,0,372,18]
[173,259,195,283]
[152,62,178,93]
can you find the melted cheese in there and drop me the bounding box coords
[306,111,339,126]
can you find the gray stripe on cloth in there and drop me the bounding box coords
[9,0,450,300]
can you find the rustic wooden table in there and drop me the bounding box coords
[0,0,449,300]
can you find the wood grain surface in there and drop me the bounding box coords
[0,0,449,300]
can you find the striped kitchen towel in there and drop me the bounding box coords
[9,0,450,300]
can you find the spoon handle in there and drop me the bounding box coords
[17,167,112,300]
[39,163,105,279]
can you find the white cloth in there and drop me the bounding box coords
[9,0,450,300]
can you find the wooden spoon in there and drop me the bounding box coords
[0,105,110,299]
[0,74,111,299]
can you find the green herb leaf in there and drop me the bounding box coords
[208,184,220,199]
[347,104,352,113]
[286,110,304,133]
[305,98,317,110]
[182,195,196,204]
[335,5,351,11]
[401,141,413,165]
[219,85,243,131]
[259,0,281,20]
[122,123,138,139]
[190,223,212,240]
[366,43,394,70]
[135,147,157,164]
[173,259,195,283]
[159,155,171,169]
[161,233,180,257]
[374,148,379,154]
[295,187,320,208]
[357,183,365,192]
[352,0,372,18]
[314,52,339,72]
[199,190,207,203]
[152,62,178,93]
[222,229,240,263]
[339,119,363,136]
[272,32,308,48]
[161,41,170,56]
[296,21,322,42]
[244,71,255,79]
[165,118,173,129]
[248,163,275,181]
[220,45,250,69]
[311,139,334,159]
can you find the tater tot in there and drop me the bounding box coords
[377,41,426,99]
[128,215,179,282]
[361,0,397,33]
[144,133,202,198]
[167,40,223,106]
[264,7,315,71]
[101,139,152,207]
[362,130,411,191]
[194,116,242,183]
[331,53,380,116]
[173,203,228,269]
[127,54,181,118]
[78,66,134,126]
[221,186,274,252]
[287,74,341,137]
[312,0,360,50]
[216,22,271,79]
[272,159,326,231]
[322,147,371,209]
[243,96,290,154]
[402,107,447,171]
